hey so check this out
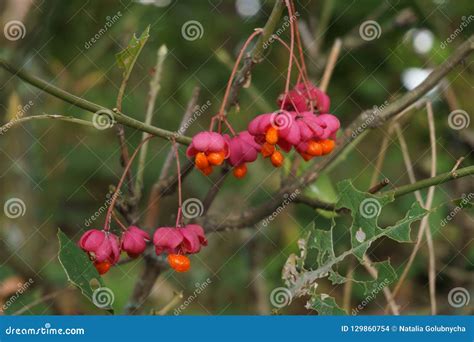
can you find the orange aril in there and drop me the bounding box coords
[233,164,247,179]
[321,139,335,155]
[167,254,190,272]
[195,152,209,169]
[94,261,111,275]
[306,140,323,156]
[261,142,275,158]
[265,127,279,145]
[270,150,284,167]
[207,151,225,166]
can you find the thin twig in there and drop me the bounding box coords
[0,58,192,144]
[367,178,390,194]
[425,101,437,315]
[390,111,437,312]
[0,114,95,132]
[342,259,354,313]
[450,157,464,173]
[369,125,395,187]
[319,38,341,92]
[156,291,183,315]
[135,45,169,201]
[12,288,70,315]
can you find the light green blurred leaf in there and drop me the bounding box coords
[116,26,150,79]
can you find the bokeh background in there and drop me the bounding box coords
[0,0,472,315]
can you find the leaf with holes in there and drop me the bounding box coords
[282,180,427,315]
[57,229,113,312]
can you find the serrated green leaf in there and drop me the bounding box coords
[116,26,150,78]
[283,179,428,315]
[336,180,394,260]
[57,229,113,312]
[383,202,426,242]
[308,294,346,315]
[309,227,335,268]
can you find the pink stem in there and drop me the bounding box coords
[173,139,184,227]
[104,135,155,231]
[283,0,295,96]
[217,29,263,117]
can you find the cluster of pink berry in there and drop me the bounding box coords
[77,0,340,276]
[78,136,208,275]
[79,224,207,274]
[187,81,340,179]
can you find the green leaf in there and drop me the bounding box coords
[363,260,397,295]
[336,180,393,260]
[309,228,335,268]
[57,229,113,312]
[307,173,339,219]
[115,26,150,79]
[283,180,428,315]
[307,294,346,315]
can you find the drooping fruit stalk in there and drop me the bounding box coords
[173,138,184,228]
[209,28,263,133]
[104,135,155,231]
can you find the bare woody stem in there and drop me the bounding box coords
[258,165,474,217]
[0,59,192,145]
